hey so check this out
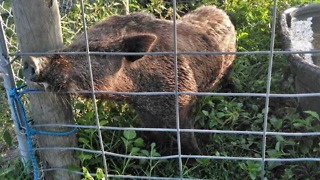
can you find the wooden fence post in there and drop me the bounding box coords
[11,0,80,179]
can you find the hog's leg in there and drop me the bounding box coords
[179,105,202,155]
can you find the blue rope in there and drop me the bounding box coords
[9,84,77,180]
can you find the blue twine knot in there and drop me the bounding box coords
[9,84,77,180]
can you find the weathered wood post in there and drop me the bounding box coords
[11,0,79,179]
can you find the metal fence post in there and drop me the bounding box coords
[0,15,30,168]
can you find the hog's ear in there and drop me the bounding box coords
[122,34,157,62]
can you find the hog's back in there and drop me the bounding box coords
[69,7,235,93]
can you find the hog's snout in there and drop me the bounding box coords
[23,56,47,81]
[24,60,36,80]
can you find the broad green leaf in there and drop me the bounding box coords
[141,149,150,156]
[130,147,140,154]
[275,135,284,142]
[217,112,225,118]
[304,111,320,121]
[123,130,136,140]
[78,153,93,161]
[99,120,109,126]
[202,110,209,116]
[134,138,144,147]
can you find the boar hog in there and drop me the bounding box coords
[24,6,236,154]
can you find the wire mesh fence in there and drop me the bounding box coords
[0,0,20,83]
[1,0,320,179]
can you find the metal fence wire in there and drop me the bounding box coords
[0,0,20,82]
[1,0,320,179]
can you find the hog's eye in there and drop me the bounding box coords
[23,62,29,69]
[31,67,35,75]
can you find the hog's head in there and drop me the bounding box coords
[23,34,157,94]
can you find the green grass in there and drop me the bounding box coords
[0,86,13,150]
[1,0,320,179]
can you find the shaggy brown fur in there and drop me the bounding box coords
[24,6,236,154]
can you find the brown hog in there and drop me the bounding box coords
[23,6,236,154]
